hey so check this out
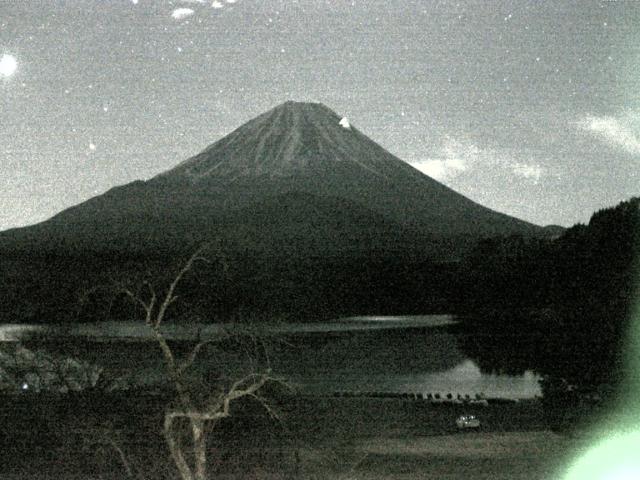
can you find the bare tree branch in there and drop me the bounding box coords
[177,339,217,376]
[117,244,285,480]
[155,244,210,328]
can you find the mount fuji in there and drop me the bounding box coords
[0,101,551,321]
[2,101,543,255]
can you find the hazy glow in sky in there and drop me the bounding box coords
[0,54,17,77]
[0,0,639,230]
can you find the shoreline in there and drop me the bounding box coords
[0,315,456,342]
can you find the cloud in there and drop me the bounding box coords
[512,163,543,182]
[410,136,546,184]
[413,157,467,180]
[410,136,475,180]
[180,0,206,3]
[171,8,195,20]
[577,114,640,155]
[211,1,224,8]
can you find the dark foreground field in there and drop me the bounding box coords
[0,391,584,479]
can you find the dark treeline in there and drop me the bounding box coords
[1,197,636,342]
[0,244,459,324]
[456,197,639,412]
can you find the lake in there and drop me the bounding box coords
[0,315,541,399]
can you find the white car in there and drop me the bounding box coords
[456,414,480,429]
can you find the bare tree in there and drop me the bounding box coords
[120,245,283,480]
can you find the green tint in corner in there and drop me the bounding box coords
[563,237,640,480]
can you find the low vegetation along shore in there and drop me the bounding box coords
[0,390,582,479]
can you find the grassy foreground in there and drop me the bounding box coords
[0,392,583,479]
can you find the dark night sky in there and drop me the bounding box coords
[1,0,638,230]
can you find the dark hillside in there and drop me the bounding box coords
[459,197,639,416]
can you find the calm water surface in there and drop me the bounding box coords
[0,316,541,398]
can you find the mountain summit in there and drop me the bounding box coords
[159,100,426,184]
[162,101,365,179]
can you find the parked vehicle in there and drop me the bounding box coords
[456,414,480,429]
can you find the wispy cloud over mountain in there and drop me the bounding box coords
[410,136,475,180]
[512,163,543,183]
[577,113,640,156]
[410,136,545,184]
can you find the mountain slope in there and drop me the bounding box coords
[2,101,543,255]
[0,101,552,322]
[154,101,541,238]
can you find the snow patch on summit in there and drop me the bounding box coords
[339,117,351,129]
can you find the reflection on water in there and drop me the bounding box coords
[287,354,540,399]
[0,315,541,399]
[269,320,541,399]
[293,360,540,399]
